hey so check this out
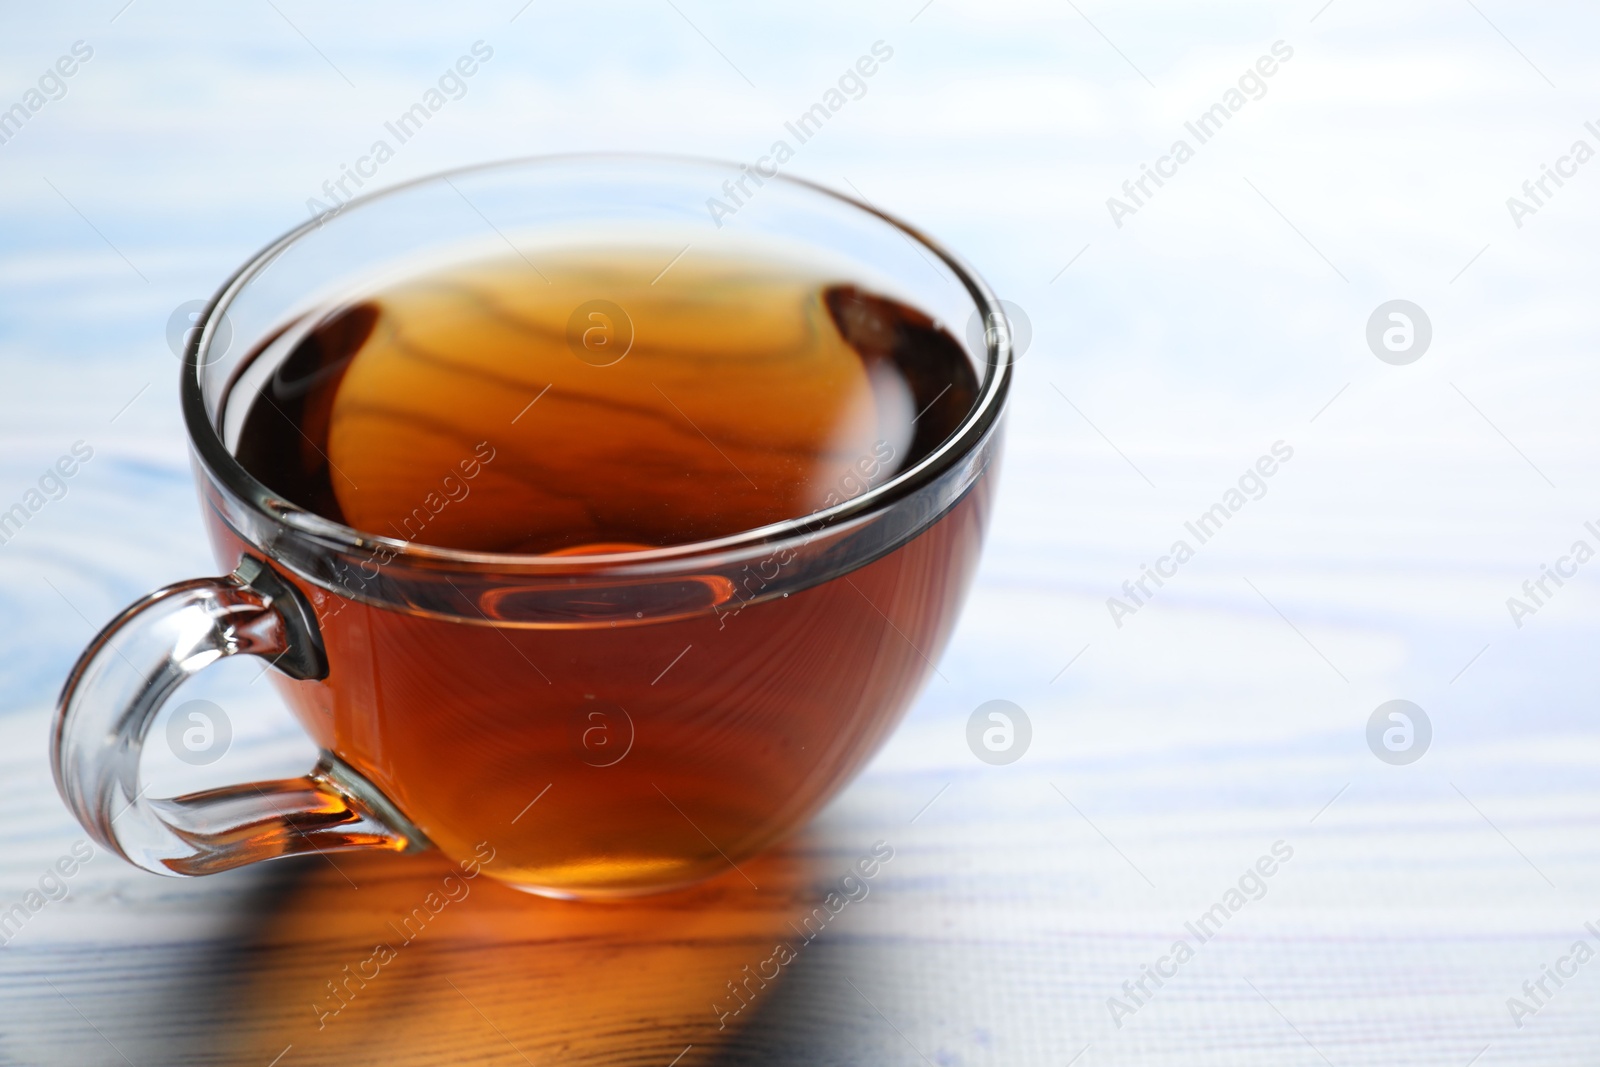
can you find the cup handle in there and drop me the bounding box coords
[51,555,430,876]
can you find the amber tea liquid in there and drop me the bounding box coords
[222,240,989,895]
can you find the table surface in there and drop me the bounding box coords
[3,2,1600,1064]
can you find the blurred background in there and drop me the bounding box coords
[2,1,1598,1063]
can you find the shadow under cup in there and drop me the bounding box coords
[184,157,1011,898]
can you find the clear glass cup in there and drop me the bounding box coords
[51,155,1013,898]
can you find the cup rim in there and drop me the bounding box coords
[181,152,1013,571]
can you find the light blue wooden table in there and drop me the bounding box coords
[2,2,1598,1063]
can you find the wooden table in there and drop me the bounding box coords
[4,2,1599,1063]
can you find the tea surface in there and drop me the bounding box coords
[235,244,977,553]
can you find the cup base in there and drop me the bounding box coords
[490,862,735,902]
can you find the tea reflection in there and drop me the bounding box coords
[206,839,832,1066]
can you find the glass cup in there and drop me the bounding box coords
[51,155,1013,898]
